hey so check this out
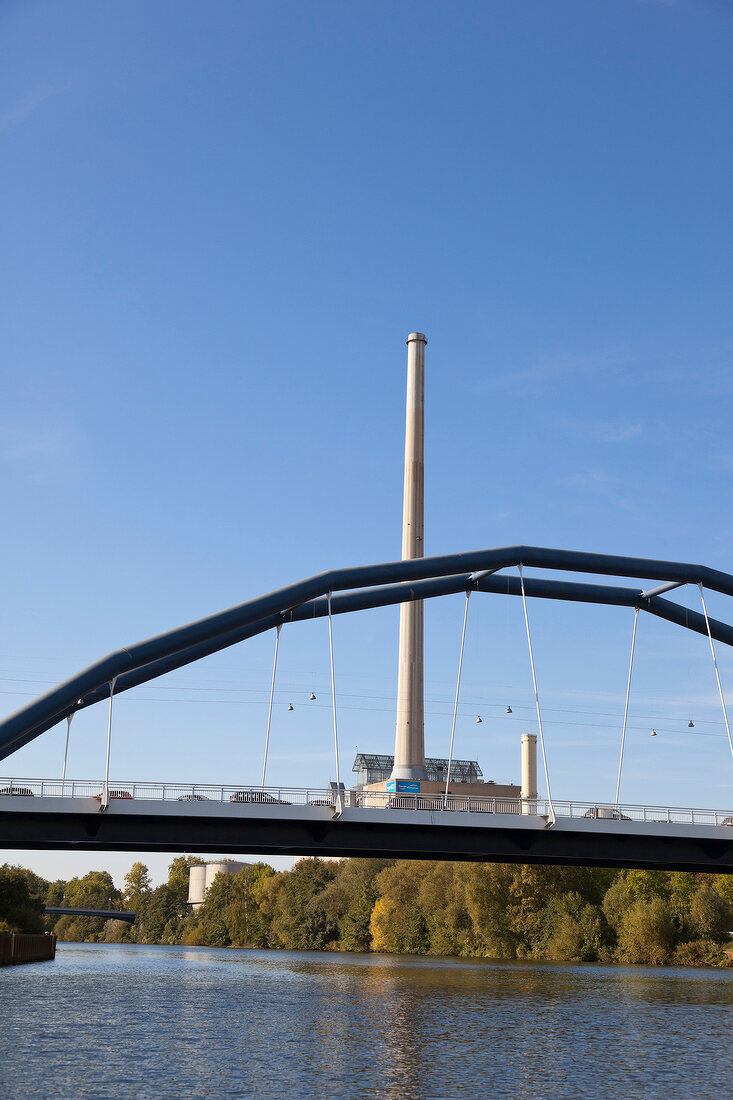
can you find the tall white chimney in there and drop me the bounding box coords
[391,333,427,781]
[521,733,538,814]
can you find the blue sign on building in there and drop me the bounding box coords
[386,780,421,793]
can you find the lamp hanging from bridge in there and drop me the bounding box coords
[651,728,657,737]
[506,706,512,714]
[287,703,294,711]
[688,719,694,728]
[475,715,482,723]
[309,692,316,700]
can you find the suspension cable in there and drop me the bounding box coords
[615,607,639,809]
[327,591,342,807]
[699,583,733,769]
[261,624,281,790]
[518,565,554,825]
[103,676,117,808]
[61,710,75,791]
[445,591,471,808]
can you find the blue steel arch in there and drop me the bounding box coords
[2,543,733,762]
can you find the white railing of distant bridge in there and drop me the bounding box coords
[1,778,733,827]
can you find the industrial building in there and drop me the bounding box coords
[352,752,522,802]
[353,753,484,789]
[187,859,252,909]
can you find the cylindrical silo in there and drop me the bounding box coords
[187,864,207,907]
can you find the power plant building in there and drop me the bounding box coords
[187,859,251,910]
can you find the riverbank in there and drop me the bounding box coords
[8,855,733,969]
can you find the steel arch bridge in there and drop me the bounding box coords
[4,543,733,874]
[2,542,733,761]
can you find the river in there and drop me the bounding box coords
[2,942,733,1098]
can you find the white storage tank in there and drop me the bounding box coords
[204,860,247,894]
[187,864,207,907]
[188,859,250,909]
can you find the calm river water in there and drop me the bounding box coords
[2,942,733,1098]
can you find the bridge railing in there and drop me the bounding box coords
[354,792,733,826]
[1,779,733,826]
[0,778,339,806]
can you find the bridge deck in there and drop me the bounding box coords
[2,782,733,873]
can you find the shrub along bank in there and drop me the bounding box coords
[4,858,733,966]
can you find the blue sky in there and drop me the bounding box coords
[2,0,733,884]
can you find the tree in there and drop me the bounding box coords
[222,863,275,947]
[618,897,675,964]
[690,885,733,940]
[46,880,66,907]
[52,870,123,941]
[339,880,379,953]
[0,864,47,933]
[167,855,203,905]
[464,863,517,958]
[124,862,151,910]
[417,862,475,957]
[64,870,122,910]
[625,870,671,902]
[266,859,339,950]
[138,884,182,944]
[509,865,589,955]
[539,893,606,962]
[715,874,733,906]
[602,876,633,934]
[369,862,431,955]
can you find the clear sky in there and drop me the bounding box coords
[2,0,733,886]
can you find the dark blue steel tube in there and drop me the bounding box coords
[2,545,733,762]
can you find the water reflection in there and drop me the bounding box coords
[2,944,733,1098]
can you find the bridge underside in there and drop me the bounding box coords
[3,805,733,874]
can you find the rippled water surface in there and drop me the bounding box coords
[2,943,733,1098]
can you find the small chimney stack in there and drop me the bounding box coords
[521,733,538,814]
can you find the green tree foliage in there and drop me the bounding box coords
[0,864,48,933]
[64,870,121,910]
[123,862,152,910]
[625,869,672,902]
[602,876,633,935]
[167,856,203,904]
[673,939,729,967]
[618,897,675,964]
[266,859,340,950]
[46,880,66,907]
[690,884,733,940]
[370,861,431,954]
[52,870,124,942]
[134,857,205,945]
[536,893,607,962]
[464,863,516,958]
[20,853,733,968]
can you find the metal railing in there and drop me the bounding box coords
[1,779,733,827]
[0,778,336,806]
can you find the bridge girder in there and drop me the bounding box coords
[5,805,733,875]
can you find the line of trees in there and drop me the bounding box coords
[3,858,733,967]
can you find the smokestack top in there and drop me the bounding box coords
[406,332,427,345]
